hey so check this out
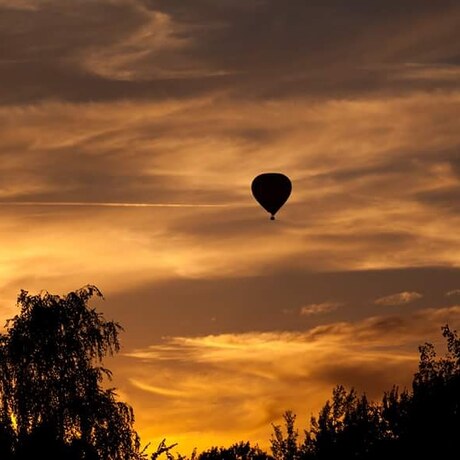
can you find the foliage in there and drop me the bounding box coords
[279,324,460,460]
[0,286,143,459]
[150,439,181,460]
[197,441,272,460]
[270,411,302,460]
[151,440,271,460]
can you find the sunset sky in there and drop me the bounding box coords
[1,0,460,454]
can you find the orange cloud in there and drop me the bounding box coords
[1,89,459,324]
[117,306,460,454]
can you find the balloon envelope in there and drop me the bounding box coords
[251,173,292,220]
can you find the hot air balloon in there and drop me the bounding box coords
[251,173,292,220]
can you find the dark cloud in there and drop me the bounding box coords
[1,0,459,104]
[0,1,144,102]
[317,360,412,397]
[87,0,460,98]
[0,0,227,103]
[415,186,460,213]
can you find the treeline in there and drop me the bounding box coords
[0,287,459,459]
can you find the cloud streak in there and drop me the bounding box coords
[375,291,423,306]
[300,302,343,316]
[0,201,239,208]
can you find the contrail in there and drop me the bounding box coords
[0,201,241,208]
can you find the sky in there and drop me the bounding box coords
[1,0,460,454]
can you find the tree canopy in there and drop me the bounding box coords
[0,286,143,459]
[266,325,460,460]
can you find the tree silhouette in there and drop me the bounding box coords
[150,439,180,460]
[194,441,271,460]
[270,411,302,460]
[401,325,460,458]
[0,286,143,459]
[279,325,460,460]
[0,414,14,460]
[303,386,384,460]
[150,440,272,460]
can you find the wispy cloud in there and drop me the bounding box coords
[446,289,460,297]
[375,291,423,306]
[397,63,460,82]
[300,302,342,316]
[0,201,238,208]
[1,90,460,282]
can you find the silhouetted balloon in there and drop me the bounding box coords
[251,173,292,220]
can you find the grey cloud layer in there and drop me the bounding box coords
[1,0,459,103]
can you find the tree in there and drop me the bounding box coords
[198,441,272,460]
[0,286,143,459]
[282,325,460,460]
[150,439,181,460]
[302,386,381,460]
[402,325,460,457]
[270,411,303,460]
[149,440,271,460]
